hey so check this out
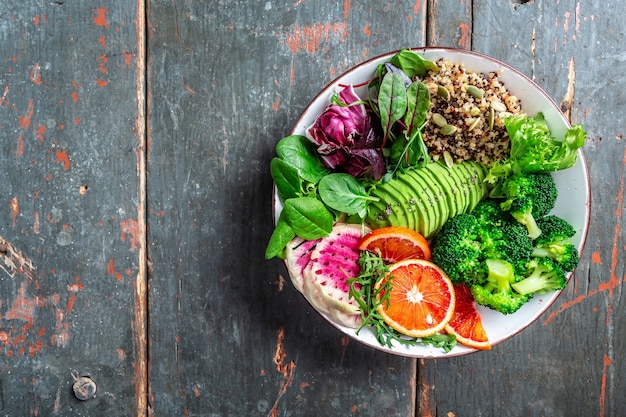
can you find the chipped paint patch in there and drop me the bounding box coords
[0,237,75,357]
[120,218,141,251]
[93,7,110,28]
[280,22,348,54]
[55,149,71,170]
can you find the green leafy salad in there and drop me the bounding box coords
[266,49,587,352]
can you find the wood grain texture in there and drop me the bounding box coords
[1,1,623,416]
[0,2,143,415]
[418,1,625,416]
[145,1,427,416]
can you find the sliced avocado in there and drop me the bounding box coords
[382,180,416,231]
[403,169,440,238]
[424,162,462,221]
[459,162,483,212]
[454,162,474,213]
[366,198,393,229]
[414,166,449,234]
[373,183,410,229]
[396,171,431,236]
[392,175,421,232]
[457,162,487,213]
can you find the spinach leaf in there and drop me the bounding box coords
[270,157,302,201]
[390,49,438,78]
[282,197,333,240]
[265,214,295,259]
[276,135,329,183]
[378,72,407,146]
[318,173,378,219]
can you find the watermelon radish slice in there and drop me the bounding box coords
[285,236,321,293]
[302,223,370,328]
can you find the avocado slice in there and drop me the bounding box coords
[391,175,422,232]
[413,166,449,234]
[372,183,410,229]
[403,169,440,238]
[366,198,393,229]
[396,171,432,236]
[381,180,417,231]
[456,161,487,212]
[424,162,463,221]
[459,162,482,212]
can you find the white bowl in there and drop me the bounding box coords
[275,47,591,358]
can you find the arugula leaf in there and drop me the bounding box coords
[349,251,457,352]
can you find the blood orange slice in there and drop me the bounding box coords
[375,259,454,338]
[445,284,491,350]
[359,226,431,263]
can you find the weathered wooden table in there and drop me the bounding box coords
[0,1,622,416]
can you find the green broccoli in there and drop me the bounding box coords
[497,220,534,264]
[532,215,580,271]
[499,173,558,239]
[430,214,487,286]
[471,199,510,226]
[431,198,569,315]
[431,203,532,289]
[470,259,532,315]
[512,257,568,295]
[470,200,532,262]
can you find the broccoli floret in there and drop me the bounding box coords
[470,259,532,315]
[470,200,533,261]
[497,220,534,263]
[532,244,579,272]
[534,215,576,244]
[431,214,487,286]
[531,215,580,271]
[499,173,558,239]
[512,258,568,295]
[471,199,510,226]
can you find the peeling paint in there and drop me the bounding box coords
[93,7,110,28]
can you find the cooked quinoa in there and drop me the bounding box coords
[421,58,524,167]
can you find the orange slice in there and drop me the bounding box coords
[359,226,431,263]
[445,284,491,350]
[375,259,455,338]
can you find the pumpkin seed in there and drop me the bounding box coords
[469,107,481,116]
[443,151,454,168]
[432,113,448,127]
[466,85,484,99]
[488,107,495,130]
[436,85,450,101]
[468,118,480,131]
[490,101,507,112]
[440,125,457,135]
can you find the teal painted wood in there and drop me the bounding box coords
[145,1,427,416]
[418,1,625,416]
[0,2,143,415]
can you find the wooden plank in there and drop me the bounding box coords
[145,1,429,415]
[0,2,144,415]
[418,1,625,416]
